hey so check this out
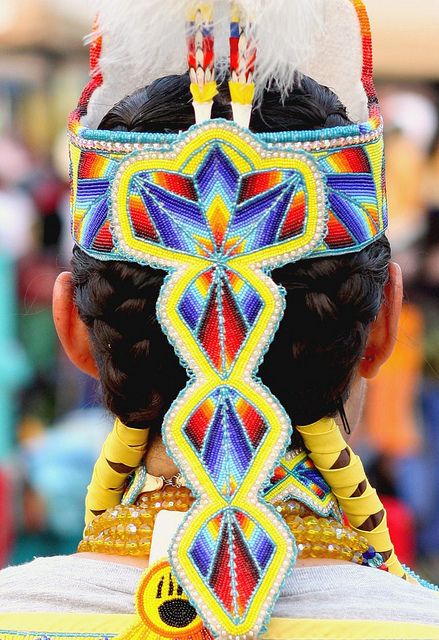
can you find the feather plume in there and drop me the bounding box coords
[86,0,367,128]
[87,0,195,126]
[237,0,326,100]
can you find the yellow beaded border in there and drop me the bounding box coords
[109,123,327,638]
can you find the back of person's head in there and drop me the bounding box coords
[71,74,390,441]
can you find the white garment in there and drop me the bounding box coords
[0,556,437,625]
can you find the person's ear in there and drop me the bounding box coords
[359,262,403,379]
[53,272,99,379]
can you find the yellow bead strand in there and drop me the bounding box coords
[79,486,370,566]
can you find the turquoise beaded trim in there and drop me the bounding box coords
[75,116,381,146]
[402,565,439,592]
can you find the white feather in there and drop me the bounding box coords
[85,0,367,127]
[237,0,326,100]
[93,0,190,81]
[87,0,196,126]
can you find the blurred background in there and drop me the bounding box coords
[0,0,438,582]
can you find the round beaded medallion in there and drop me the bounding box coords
[118,559,213,640]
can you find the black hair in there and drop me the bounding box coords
[99,74,351,134]
[72,74,390,440]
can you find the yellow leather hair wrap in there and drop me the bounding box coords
[296,418,406,579]
[84,418,149,526]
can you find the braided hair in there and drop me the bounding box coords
[72,254,186,430]
[72,74,390,443]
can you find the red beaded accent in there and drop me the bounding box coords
[351,0,380,118]
[68,18,103,132]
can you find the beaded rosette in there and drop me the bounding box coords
[69,1,390,638]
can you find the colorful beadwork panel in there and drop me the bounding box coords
[70,122,386,263]
[183,387,269,500]
[189,508,276,621]
[178,267,264,376]
[69,122,387,638]
[84,123,327,638]
[264,451,341,520]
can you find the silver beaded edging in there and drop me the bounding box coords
[69,121,383,155]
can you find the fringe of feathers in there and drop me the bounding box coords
[91,0,326,100]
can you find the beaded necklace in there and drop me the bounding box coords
[79,455,385,572]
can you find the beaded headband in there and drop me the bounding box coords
[69,2,388,638]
